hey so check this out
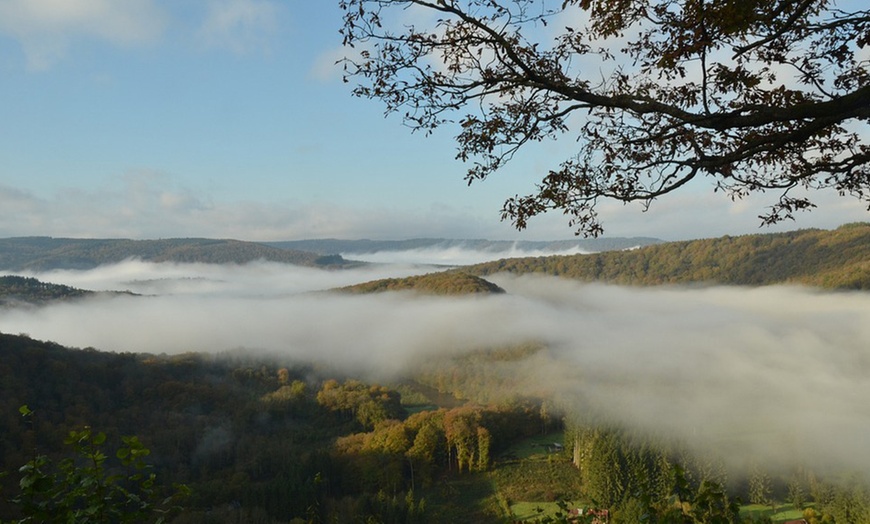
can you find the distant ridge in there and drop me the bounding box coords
[0,237,353,271]
[464,223,870,290]
[4,227,868,290]
[267,237,662,255]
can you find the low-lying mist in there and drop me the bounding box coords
[342,244,593,266]
[2,259,869,477]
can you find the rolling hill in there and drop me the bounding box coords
[464,223,870,290]
[3,225,869,291]
[338,271,505,295]
[0,237,354,271]
[0,275,93,307]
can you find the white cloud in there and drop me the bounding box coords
[0,174,516,241]
[197,0,280,55]
[310,45,351,82]
[0,169,866,242]
[0,0,167,70]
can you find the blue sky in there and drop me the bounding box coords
[0,0,866,242]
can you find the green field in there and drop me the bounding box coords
[510,501,573,522]
[739,503,808,523]
[498,431,567,461]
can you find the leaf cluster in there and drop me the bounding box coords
[5,406,188,524]
[340,0,870,235]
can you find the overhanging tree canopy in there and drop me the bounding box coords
[339,0,870,236]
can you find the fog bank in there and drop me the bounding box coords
[2,262,869,475]
[341,245,593,266]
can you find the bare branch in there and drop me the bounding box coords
[340,0,870,236]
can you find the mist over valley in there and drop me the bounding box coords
[2,227,870,522]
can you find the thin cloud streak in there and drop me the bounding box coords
[197,0,281,55]
[343,245,594,266]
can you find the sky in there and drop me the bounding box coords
[0,0,867,242]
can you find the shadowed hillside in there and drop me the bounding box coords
[0,332,553,522]
[465,223,870,290]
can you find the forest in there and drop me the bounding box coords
[2,225,870,522]
[1,331,869,523]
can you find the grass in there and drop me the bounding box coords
[419,472,501,523]
[510,501,572,522]
[739,503,807,523]
[498,431,566,461]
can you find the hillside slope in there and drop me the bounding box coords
[0,275,93,306]
[338,271,505,295]
[465,223,870,290]
[0,237,353,270]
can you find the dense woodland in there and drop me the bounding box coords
[0,333,561,523]
[467,224,870,290]
[2,333,869,523]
